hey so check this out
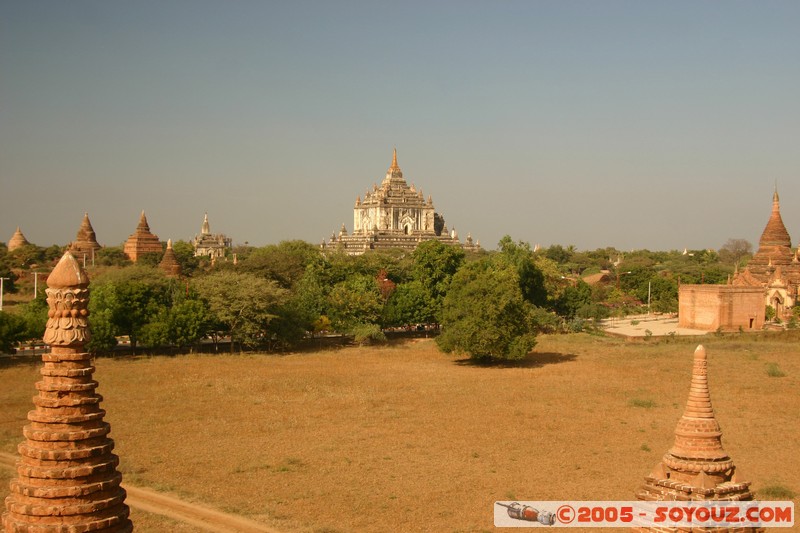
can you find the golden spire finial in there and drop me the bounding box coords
[391,147,399,169]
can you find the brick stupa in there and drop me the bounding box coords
[634,345,760,532]
[123,210,162,262]
[69,213,102,259]
[2,252,132,533]
[7,227,30,251]
[159,239,182,277]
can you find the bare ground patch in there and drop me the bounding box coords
[1,334,798,532]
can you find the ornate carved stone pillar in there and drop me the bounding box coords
[2,252,132,532]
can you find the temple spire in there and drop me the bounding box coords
[202,212,210,234]
[391,147,399,170]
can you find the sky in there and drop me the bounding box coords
[1,1,798,252]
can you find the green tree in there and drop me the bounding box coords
[0,311,27,353]
[241,240,321,289]
[194,271,288,351]
[327,274,384,333]
[554,280,593,319]
[411,240,465,320]
[139,298,209,351]
[437,258,537,361]
[16,296,49,341]
[171,240,201,277]
[89,267,171,352]
[383,280,437,327]
[94,246,132,267]
[498,236,549,307]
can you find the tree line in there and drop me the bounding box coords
[0,237,752,360]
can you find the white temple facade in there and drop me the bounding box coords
[192,213,232,258]
[324,150,480,255]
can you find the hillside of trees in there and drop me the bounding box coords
[0,237,753,360]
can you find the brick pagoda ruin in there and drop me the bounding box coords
[123,210,162,262]
[634,345,760,532]
[2,251,132,532]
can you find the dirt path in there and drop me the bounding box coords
[0,452,280,533]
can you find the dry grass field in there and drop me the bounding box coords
[1,332,798,532]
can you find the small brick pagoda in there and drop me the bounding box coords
[7,227,30,252]
[69,212,102,260]
[634,345,760,532]
[159,239,182,277]
[2,251,132,532]
[123,210,162,262]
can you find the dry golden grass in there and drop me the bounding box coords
[1,333,798,532]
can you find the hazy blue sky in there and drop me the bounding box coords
[1,1,798,252]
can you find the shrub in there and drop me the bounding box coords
[351,323,386,346]
[765,362,786,378]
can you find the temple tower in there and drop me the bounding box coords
[2,251,132,532]
[747,188,794,277]
[69,212,102,260]
[123,211,162,262]
[192,213,232,259]
[159,239,182,277]
[7,227,30,251]
[634,345,760,532]
[327,149,481,255]
[731,188,800,318]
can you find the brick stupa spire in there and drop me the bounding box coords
[747,187,794,277]
[634,345,759,532]
[2,251,132,533]
[69,212,102,258]
[159,239,182,277]
[123,210,162,262]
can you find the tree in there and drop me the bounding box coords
[16,296,49,341]
[94,246,132,267]
[240,240,321,289]
[383,280,437,327]
[718,238,753,266]
[139,298,209,351]
[327,274,384,333]
[88,266,172,352]
[411,240,465,320]
[171,240,201,277]
[0,311,26,353]
[194,271,288,351]
[437,258,537,361]
[498,236,549,307]
[554,280,593,319]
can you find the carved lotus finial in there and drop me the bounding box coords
[46,251,89,288]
